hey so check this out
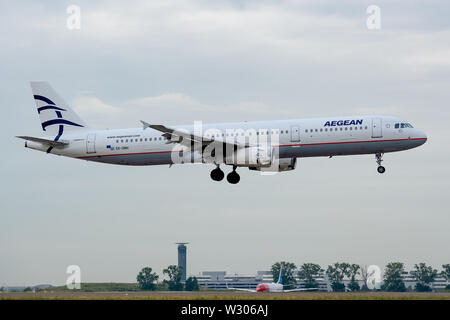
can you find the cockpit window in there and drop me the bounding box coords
[396,123,413,129]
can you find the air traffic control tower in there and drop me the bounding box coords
[176,242,189,281]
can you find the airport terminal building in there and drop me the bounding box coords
[191,270,448,292]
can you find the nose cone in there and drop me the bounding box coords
[256,284,267,292]
[415,129,427,146]
[420,130,427,142]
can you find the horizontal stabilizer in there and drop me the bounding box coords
[16,136,68,147]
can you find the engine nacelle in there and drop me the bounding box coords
[249,157,297,172]
[277,157,297,171]
[225,146,272,167]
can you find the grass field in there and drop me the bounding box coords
[1,291,450,300]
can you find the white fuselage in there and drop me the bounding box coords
[25,115,427,167]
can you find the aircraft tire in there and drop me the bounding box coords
[210,168,224,181]
[227,171,240,184]
[377,166,386,174]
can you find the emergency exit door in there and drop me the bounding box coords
[86,133,96,154]
[371,118,383,138]
[291,126,300,142]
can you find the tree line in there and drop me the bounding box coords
[136,265,199,291]
[271,262,450,292]
[135,263,450,292]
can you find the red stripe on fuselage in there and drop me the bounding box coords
[277,137,426,148]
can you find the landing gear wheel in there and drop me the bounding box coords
[210,168,224,181]
[377,166,386,174]
[226,171,240,184]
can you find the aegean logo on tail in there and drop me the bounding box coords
[33,95,84,131]
[324,119,363,127]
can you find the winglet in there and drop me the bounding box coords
[140,120,151,130]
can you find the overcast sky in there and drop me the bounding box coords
[1,0,449,286]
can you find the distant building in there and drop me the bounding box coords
[191,270,448,292]
[193,271,329,291]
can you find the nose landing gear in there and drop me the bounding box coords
[376,152,386,174]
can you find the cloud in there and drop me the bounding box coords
[72,92,289,128]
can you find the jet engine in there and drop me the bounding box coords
[249,157,297,172]
[225,146,272,167]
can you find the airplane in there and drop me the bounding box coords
[17,82,427,184]
[226,265,318,293]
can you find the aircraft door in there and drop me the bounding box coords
[86,133,96,154]
[290,126,300,142]
[371,118,382,138]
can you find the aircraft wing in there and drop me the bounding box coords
[283,288,319,292]
[16,136,68,147]
[225,282,256,292]
[227,288,257,292]
[140,120,248,149]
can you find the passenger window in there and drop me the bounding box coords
[116,140,119,143]
[121,139,123,143]
[345,127,348,130]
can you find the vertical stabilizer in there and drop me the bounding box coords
[277,264,284,285]
[30,82,88,138]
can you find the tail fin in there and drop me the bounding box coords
[30,82,88,137]
[277,264,284,285]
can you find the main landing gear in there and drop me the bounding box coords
[375,152,386,174]
[210,166,225,181]
[226,166,240,184]
[210,165,240,184]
